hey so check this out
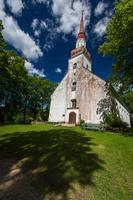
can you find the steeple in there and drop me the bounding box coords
[76,11,86,48]
[78,11,86,39]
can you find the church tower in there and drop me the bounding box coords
[65,11,92,124]
[69,12,92,72]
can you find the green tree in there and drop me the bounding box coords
[99,0,133,92]
[0,21,6,51]
[0,51,27,122]
[0,20,28,122]
[0,20,56,124]
[20,75,56,122]
[27,76,56,121]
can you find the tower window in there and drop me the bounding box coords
[71,99,77,108]
[72,81,76,91]
[73,63,77,69]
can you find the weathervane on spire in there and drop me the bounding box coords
[81,0,84,13]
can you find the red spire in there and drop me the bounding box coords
[78,11,86,39]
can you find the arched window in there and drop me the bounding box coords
[72,81,76,91]
[73,63,77,69]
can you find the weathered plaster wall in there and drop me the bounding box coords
[49,52,131,126]
[116,99,131,127]
[83,56,92,71]
[76,67,107,124]
[69,54,91,71]
[48,75,67,122]
[69,55,83,70]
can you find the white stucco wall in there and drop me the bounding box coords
[116,99,131,127]
[69,54,91,71]
[69,55,82,70]
[83,56,92,71]
[48,75,68,122]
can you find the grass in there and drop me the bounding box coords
[0,124,132,200]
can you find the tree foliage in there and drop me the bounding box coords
[0,20,56,123]
[99,0,133,92]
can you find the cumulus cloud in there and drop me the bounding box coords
[42,0,91,51]
[6,0,24,15]
[94,1,109,17]
[52,0,91,35]
[55,67,62,73]
[93,16,110,37]
[0,1,43,61]
[32,0,91,36]
[25,61,45,77]
[2,16,43,60]
[30,1,91,52]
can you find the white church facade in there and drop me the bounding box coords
[49,13,131,126]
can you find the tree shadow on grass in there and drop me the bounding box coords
[0,128,104,200]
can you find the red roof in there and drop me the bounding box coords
[77,12,86,39]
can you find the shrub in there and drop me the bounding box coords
[104,114,128,128]
[80,119,85,126]
[13,114,33,124]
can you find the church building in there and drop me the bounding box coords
[49,12,131,126]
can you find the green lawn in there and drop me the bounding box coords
[0,124,132,200]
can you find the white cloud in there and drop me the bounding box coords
[0,0,4,10]
[52,0,91,35]
[34,30,41,37]
[31,18,47,37]
[6,0,24,15]
[2,16,43,60]
[0,2,43,61]
[94,1,109,17]
[93,16,110,37]
[31,18,39,30]
[25,61,45,77]
[55,67,62,73]
[40,20,47,29]
[44,29,58,51]
[31,1,91,52]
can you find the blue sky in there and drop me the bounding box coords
[0,0,115,83]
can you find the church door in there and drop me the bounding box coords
[69,112,76,124]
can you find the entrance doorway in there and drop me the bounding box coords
[69,112,76,124]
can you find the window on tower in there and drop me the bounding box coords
[73,63,77,69]
[71,99,77,108]
[72,81,76,91]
